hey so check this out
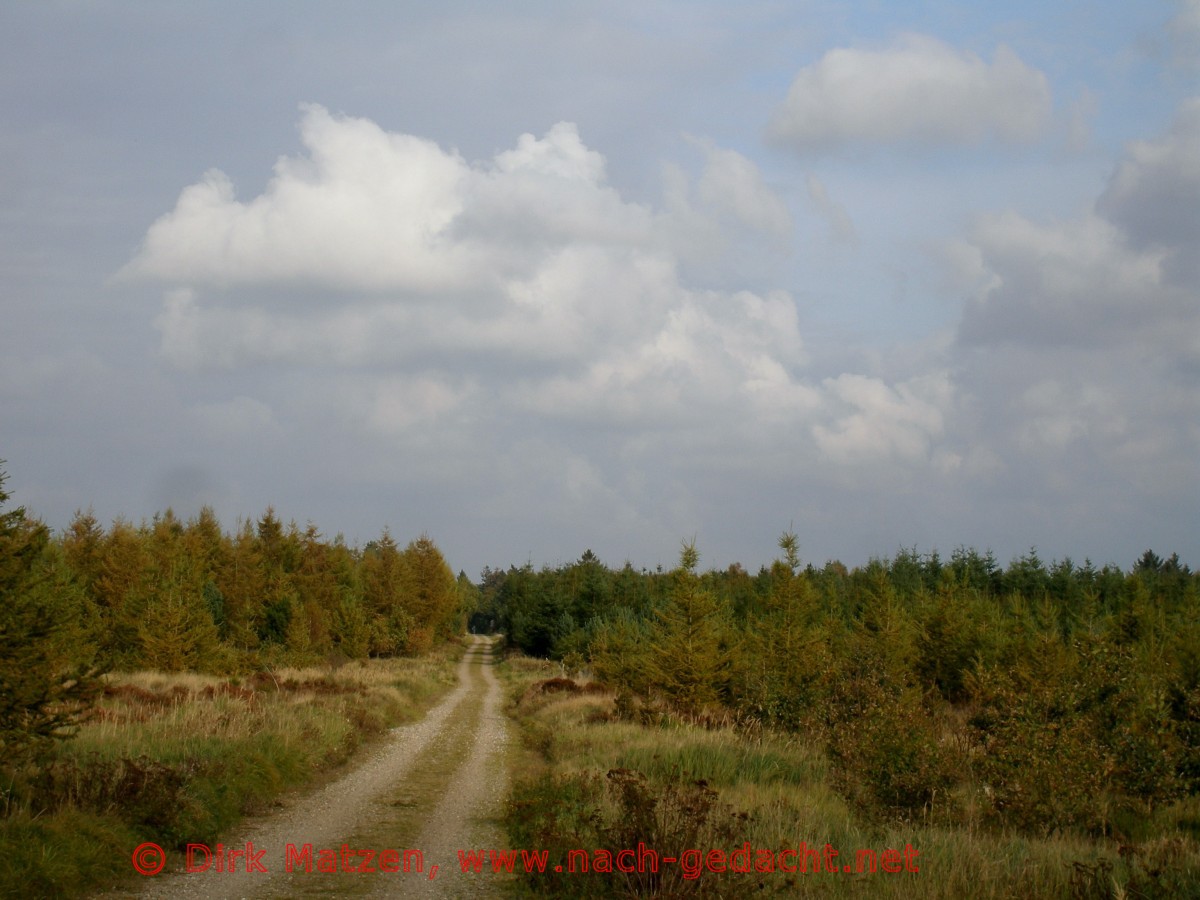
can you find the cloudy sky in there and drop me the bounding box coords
[2,1,1197,576]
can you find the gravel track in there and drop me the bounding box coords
[128,636,508,900]
[382,635,509,898]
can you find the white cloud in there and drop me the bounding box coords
[495,244,677,358]
[1013,380,1127,454]
[495,122,607,181]
[124,105,476,292]
[463,122,654,253]
[958,211,1170,346]
[134,107,818,434]
[656,139,794,280]
[813,372,952,464]
[939,97,1200,528]
[959,98,1200,353]
[1097,96,1200,275]
[512,285,812,430]
[363,375,475,435]
[692,140,792,238]
[140,104,1200,571]
[768,34,1051,151]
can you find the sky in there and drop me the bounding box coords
[2,1,1197,577]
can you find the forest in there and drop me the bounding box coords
[484,537,1199,835]
[489,538,1200,896]
[0,462,470,892]
[2,458,1199,895]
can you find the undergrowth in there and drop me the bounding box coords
[498,650,1200,898]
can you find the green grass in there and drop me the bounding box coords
[0,644,462,898]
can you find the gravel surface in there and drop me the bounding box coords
[126,636,507,900]
[383,635,509,898]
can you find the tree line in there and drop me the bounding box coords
[0,463,466,762]
[481,536,1199,835]
[4,448,1197,837]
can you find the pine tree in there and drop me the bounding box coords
[646,541,735,712]
[742,534,828,729]
[0,464,98,761]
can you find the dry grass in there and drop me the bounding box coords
[0,646,464,898]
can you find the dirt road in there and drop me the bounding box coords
[134,635,510,899]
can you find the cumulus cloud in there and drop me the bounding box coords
[513,287,814,429]
[657,139,794,282]
[127,104,996,556]
[361,375,476,436]
[124,105,477,291]
[959,98,1200,353]
[813,372,952,464]
[1097,96,1200,282]
[461,122,654,253]
[130,107,826,444]
[768,33,1051,151]
[943,97,1200,525]
[691,139,792,238]
[125,109,668,299]
[957,211,1172,346]
[1012,379,1127,454]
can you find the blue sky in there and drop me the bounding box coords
[2,1,1197,575]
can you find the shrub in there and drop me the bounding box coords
[967,635,1184,834]
[824,677,962,821]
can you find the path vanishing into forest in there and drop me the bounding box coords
[132,635,511,899]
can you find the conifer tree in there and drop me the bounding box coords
[400,534,460,646]
[743,533,828,729]
[183,506,228,584]
[216,520,268,649]
[361,530,411,654]
[254,509,302,647]
[326,534,370,658]
[332,591,373,658]
[135,512,222,670]
[589,606,652,696]
[92,517,154,665]
[289,524,337,656]
[0,464,98,760]
[646,541,735,712]
[137,591,222,672]
[62,508,105,601]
